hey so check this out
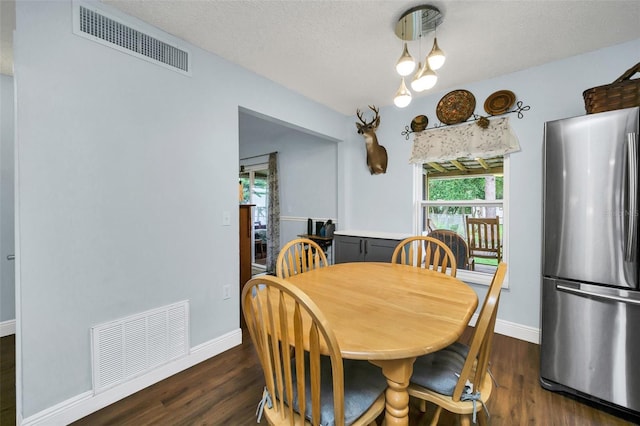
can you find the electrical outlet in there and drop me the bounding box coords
[223,285,231,300]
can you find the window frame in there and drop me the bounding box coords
[413,157,510,287]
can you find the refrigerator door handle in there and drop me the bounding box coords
[626,132,638,262]
[557,283,640,305]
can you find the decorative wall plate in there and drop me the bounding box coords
[484,90,516,115]
[436,90,476,125]
[411,115,429,132]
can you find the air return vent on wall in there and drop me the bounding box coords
[91,301,189,393]
[73,3,191,75]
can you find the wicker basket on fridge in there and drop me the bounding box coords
[583,62,640,114]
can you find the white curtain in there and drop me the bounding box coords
[409,116,521,164]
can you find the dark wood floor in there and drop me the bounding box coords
[1,334,16,426]
[1,330,638,426]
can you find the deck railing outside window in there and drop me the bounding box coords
[419,171,505,276]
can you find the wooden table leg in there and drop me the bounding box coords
[371,357,416,426]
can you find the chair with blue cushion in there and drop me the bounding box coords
[408,262,507,426]
[391,236,457,276]
[277,238,329,279]
[242,275,386,426]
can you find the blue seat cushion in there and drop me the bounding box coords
[410,346,467,396]
[287,354,387,426]
[447,341,470,358]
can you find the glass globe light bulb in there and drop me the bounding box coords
[418,61,438,90]
[393,78,412,108]
[427,37,446,71]
[395,43,416,76]
[411,62,427,92]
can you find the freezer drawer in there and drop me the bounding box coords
[540,278,640,413]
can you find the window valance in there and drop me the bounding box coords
[409,116,521,164]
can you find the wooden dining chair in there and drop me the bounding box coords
[465,216,502,264]
[408,262,507,426]
[427,229,475,271]
[242,275,386,426]
[276,238,329,279]
[391,236,457,277]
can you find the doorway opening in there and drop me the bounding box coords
[239,164,268,270]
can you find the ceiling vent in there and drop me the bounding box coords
[73,3,191,75]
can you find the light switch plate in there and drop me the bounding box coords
[222,210,231,226]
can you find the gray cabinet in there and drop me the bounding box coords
[334,234,402,263]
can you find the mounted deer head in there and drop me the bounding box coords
[356,105,388,175]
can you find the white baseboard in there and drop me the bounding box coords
[20,328,243,426]
[0,319,16,337]
[469,313,540,344]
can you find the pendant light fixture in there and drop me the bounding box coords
[392,5,445,107]
[396,43,416,76]
[427,24,446,70]
[414,61,438,92]
[394,78,412,108]
[410,35,426,92]
[395,17,415,76]
[411,62,426,92]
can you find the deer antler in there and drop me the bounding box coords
[356,105,380,125]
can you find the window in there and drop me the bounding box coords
[239,166,268,224]
[414,155,508,285]
[409,117,518,286]
[240,163,269,267]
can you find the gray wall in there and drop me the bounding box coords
[14,0,344,419]
[1,73,14,326]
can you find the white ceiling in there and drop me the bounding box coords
[2,1,640,115]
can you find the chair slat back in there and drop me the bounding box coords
[391,236,457,277]
[465,216,502,262]
[452,262,507,401]
[242,276,345,425]
[277,238,329,278]
[427,229,473,271]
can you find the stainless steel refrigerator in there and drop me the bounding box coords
[541,106,640,418]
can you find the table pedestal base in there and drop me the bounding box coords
[371,357,416,426]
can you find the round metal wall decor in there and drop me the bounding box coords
[411,115,429,132]
[436,90,476,125]
[484,90,516,115]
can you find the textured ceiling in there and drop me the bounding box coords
[2,1,640,115]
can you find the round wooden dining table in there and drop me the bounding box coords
[285,262,478,426]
